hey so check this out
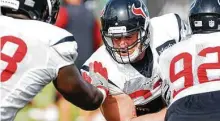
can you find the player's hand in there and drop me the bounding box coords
[82,61,109,95]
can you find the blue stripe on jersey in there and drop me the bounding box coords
[53,36,75,45]
[81,65,121,89]
[156,39,176,55]
[174,13,182,42]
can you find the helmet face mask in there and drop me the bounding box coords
[102,26,150,64]
[0,0,60,24]
[101,0,150,64]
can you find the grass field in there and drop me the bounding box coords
[14,82,81,121]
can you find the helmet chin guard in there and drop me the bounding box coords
[102,26,150,64]
[113,40,149,63]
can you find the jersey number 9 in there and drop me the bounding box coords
[170,46,220,97]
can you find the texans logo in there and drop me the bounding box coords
[131,3,147,18]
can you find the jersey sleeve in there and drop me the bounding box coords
[48,35,78,77]
[174,14,191,42]
[150,13,190,60]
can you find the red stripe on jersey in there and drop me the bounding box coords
[153,79,162,89]
[129,90,152,99]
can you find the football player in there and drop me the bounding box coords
[0,0,108,121]
[81,0,188,120]
[157,0,220,121]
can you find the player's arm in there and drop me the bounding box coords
[101,93,166,121]
[53,61,109,111]
[81,60,136,120]
[131,108,166,121]
[101,93,137,121]
[50,35,108,110]
[53,64,105,110]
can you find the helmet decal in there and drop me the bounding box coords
[24,0,35,7]
[108,26,127,34]
[131,2,147,18]
[0,0,19,10]
[194,21,202,27]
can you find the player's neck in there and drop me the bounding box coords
[133,51,146,63]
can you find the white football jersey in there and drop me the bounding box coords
[0,16,78,121]
[81,13,184,106]
[81,45,161,106]
[159,32,220,106]
[150,13,189,59]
